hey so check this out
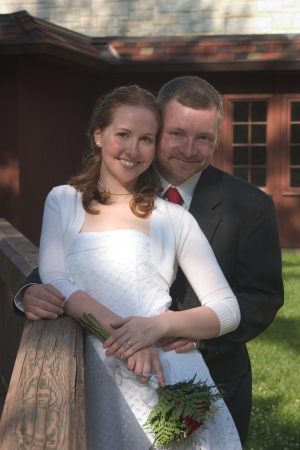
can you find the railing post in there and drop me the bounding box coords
[0,317,85,450]
[0,219,86,449]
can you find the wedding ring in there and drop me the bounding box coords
[192,342,197,349]
[126,339,133,347]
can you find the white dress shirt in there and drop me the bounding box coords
[154,163,201,210]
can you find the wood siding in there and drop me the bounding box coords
[0,59,299,248]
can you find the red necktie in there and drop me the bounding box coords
[165,187,183,206]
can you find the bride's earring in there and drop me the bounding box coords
[94,126,102,148]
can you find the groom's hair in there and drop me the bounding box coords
[157,76,223,129]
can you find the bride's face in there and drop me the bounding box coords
[95,105,159,191]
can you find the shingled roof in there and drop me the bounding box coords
[1,11,300,72]
[108,36,300,63]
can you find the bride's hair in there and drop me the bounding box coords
[69,85,162,218]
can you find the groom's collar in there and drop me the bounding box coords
[154,162,201,209]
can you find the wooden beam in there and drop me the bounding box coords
[0,218,37,384]
[0,316,85,450]
[0,218,38,295]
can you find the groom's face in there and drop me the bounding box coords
[155,99,220,186]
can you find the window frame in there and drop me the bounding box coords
[223,94,274,196]
[282,95,300,196]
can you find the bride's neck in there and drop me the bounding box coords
[98,173,137,195]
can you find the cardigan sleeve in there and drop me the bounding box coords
[39,187,81,300]
[175,209,241,336]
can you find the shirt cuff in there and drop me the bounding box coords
[14,283,37,313]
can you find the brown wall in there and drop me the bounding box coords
[0,60,20,230]
[15,58,102,245]
[0,58,299,248]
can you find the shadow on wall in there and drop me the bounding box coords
[0,153,19,230]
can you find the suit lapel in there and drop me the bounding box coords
[170,165,223,308]
[189,165,223,244]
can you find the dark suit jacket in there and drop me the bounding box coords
[14,164,284,385]
[170,164,284,384]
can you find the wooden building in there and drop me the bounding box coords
[0,11,300,248]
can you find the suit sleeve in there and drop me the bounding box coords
[204,195,284,358]
[13,268,42,315]
[228,195,283,343]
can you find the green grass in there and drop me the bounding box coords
[243,253,300,450]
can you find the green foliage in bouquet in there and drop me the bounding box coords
[144,376,223,449]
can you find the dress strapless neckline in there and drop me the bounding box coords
[79,228,150,239]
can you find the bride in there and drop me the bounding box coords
[39,85,242,449]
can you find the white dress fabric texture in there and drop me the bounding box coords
[38,185,242,450]
[67,231,241,450]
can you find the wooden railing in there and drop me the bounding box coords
[0,219,86,449]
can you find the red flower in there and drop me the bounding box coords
[178,401,207,435]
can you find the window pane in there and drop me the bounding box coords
[291,168,300,187]
[251,168,266,186]
[233,168,248,181]
[234,125,248,143]
[251,102,267,122]
[233,102,248,122]
[233,147,248,165]
[251,146,266,165]
[291,102,300,122]
[291,124,300,143]
[291,146,300,165]
[251,125,266,143]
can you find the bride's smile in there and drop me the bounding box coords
[119,158,140,168]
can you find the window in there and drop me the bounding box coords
[290,101,300,188]
[232,101,267,187]
[221,93,300,248]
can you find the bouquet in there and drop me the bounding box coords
[80,312,223,449]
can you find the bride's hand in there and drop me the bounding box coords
[103,315,165,359]
[127,346,165,387]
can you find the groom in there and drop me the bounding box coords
[13,76,284,444]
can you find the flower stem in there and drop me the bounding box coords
[79,312,110,341]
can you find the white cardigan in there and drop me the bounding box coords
[39,185,240,336]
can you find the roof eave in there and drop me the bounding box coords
[0,41,113,71]
[113,59,300,73]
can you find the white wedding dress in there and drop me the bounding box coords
[65,229,242,450]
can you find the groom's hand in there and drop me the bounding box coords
[23,284,65,320]
[155,337,201,353]
[155,310,201,353]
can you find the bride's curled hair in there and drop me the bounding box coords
[69,85,162,218]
